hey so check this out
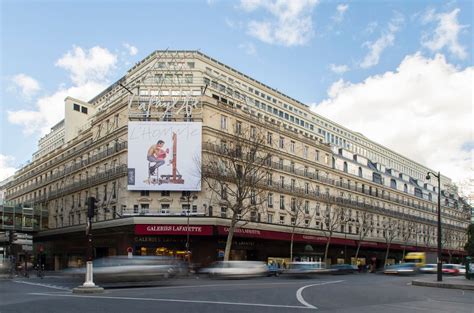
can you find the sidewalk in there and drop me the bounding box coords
[412,276,474,291]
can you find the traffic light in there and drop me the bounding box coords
[87,197,97,218]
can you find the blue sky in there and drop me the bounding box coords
[0,0,472,192]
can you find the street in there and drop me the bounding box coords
[1,274,473,313]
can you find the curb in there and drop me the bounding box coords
[412,280,474,291]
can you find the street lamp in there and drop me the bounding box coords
[426,171,442,282]
[182,193,198,263]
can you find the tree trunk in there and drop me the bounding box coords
[224,219,237,261]
[324,235,332,264]
[384,243,391,267]
[290,226,295,261]
[402,246,406,260]
[354,241,361,265]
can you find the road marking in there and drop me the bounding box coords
[296,280,344,309]
[29,293,314,309]
[14,280,71,291]
[107,280,326,291]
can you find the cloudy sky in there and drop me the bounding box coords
[0,0,472,194]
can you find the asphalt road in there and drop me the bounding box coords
[1,273,473,313]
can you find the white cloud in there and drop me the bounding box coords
[332,4,348,23]
[0,154,17,181]
[10,74,40,99]
[240,0,319,47]
[8,45,117,136]
[329,64,350,74]
[360,13,404,68]
[123,43,138,56]
[239,42,258,55]
[55,45,117,85]
[8,82,106,136]
[365,21,378,34]
[421,8,467,59]
[312,53,473,186]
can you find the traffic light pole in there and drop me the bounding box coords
[73,197,103,293]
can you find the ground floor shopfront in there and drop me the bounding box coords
[33,217,465,270]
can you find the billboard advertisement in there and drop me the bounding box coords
[127,122,201,191]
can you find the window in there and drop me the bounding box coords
[280,195,285,209]
[160,204,170,214]
[358,167,363,178]
[221,185,228,200]
[267,132,273,145]
[279,137,284,149]
[220,115,228,130]
[73,103,80,111]
[304,201,309,214]
[280,176,285,188]
[185,74,193,83]
[343,162,348,173]
[303,146,308,158]
[290,141,295,152]
[250,126,256,138]
[140,190,150,197]
[81,106,88,114]
[305,183,309,194]
[161,191,170,197]
[251,190,256,205]
[267,214,273,223]
[235,121,242,134]
[267,173,273,186]
[279,215,285,224]
[279,158,283,170]
[291,179,295,191]
[268,193,273,208]
[291,198,296,211]
[221,207,227,218]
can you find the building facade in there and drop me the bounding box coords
[4,50,471,269]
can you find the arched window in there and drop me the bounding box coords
[404,184,408,193]
[332,157,336,169]
[390,179,397,189]
[343,162,348,173]
[358,167,362,177]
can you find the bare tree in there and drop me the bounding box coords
[382,218,399,267]
[321,204,348,263]
[201,125,270,261]
[286,197,314,261]
[353,211,374,263]
[442,228,456,263]
[401,220,417,258]
[422,225,433,250]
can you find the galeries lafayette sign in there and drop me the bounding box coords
[135,224,213,236]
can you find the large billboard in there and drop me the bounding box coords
[127,122,201,191]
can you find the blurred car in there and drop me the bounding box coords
[64,256,182,283]
[0,260,11,275]
[383,263,418,275]
[455,265,466,275]
[267,263,284,276]
[284,262,331,276]
[199,261,268,278]
[419,264,437,274]
[442,264,460,275]
[330,264,357,275]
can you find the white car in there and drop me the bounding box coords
[200,261,268,278]
[453,264,466,274]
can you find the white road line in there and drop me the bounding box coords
[14,280,71,291]
[139,280,325,291]
[29,293,314,310]
[296,280,344,309]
